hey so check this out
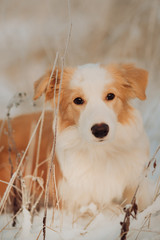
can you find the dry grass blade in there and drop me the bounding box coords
[0,180,21,194]
[63,0,72,60]
[42,1,72,238]
[154,175,160,201]
[32,52,59,209]
[31,102,46,213]
[36,225,61,240]
[42,60,64,240]
[145,0,158,66]
[50,163,61,227]
[147,144,160,170]
[30,176,44,215]
[120,187,138,240]
[32,51,59,210]
[133,214,152,240]
[120,143,160,239]
[6,114,21,226]
[42,55,60,240]
[25,121,37,207]
[131,227,160,235]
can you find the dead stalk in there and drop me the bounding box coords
[36,228,43,240]
[134,214,152,240]
[0,180,21,194]
[6,110,20,219]
[34,51,59,178]
[42,1,72,238]
[31,103,46,215]
[26,121,37,206]
[154,175,160,201]
[120,143,160,239]
[147,144,160,170]
[147,144,160,201]
[42,55,60,239]
[31,51,58,213]
[120,187,139,240]
[36,226,61,240]
[43,60,64,240]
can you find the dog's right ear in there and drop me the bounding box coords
[34,68,61,101]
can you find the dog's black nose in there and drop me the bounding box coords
[91,123,109,139]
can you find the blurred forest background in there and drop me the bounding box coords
[0,0,160,155]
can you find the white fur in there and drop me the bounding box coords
[71,64,116,143]
[55,64,150,213]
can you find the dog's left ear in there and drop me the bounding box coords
[118,64,148,100]
[34,68,61,101]
[34,67,75,102]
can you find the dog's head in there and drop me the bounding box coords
[34,63,148,143]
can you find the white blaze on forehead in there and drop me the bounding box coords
[70,64,113,99]
[69,64,117,143]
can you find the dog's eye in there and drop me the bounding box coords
[73,97,84,105]
[106,93,115,101]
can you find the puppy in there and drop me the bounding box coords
[0,63,151,214]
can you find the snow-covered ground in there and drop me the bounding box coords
[1,195,160,240]
[0,0,160,239]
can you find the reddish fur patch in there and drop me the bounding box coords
[58,88,86,133]
[105,64,148,124]
[0,112,62,206]
[34,68,86,133]
[106,64,148,100]
[34,67,75,104]
[103,82,134,124]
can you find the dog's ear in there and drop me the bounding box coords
[118,64,148,100]
[34,68,75,102]
[34,68,63,101]
[108,64,148,100]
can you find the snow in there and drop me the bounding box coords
[1,196,160,240]
[17,207,31,240]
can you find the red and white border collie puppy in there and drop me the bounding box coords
[34,63,151,213]
[0,63,152,214]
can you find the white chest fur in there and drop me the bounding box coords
[55,111,149,211]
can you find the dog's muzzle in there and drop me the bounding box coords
[91,123,109,139]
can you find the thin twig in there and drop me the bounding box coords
[134,214,152,240]
[43,61,64,240]
[36,225,61,240]
[120,187,139,240]
[42,1,72,238]
[0,180,22,194]
[42,53,60,240]
[63,0,72,60]
[31,102,46,214]
[120,143,160,239]
[147,144,160,170]
[32,53,59,214]
[33,50,59,179]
